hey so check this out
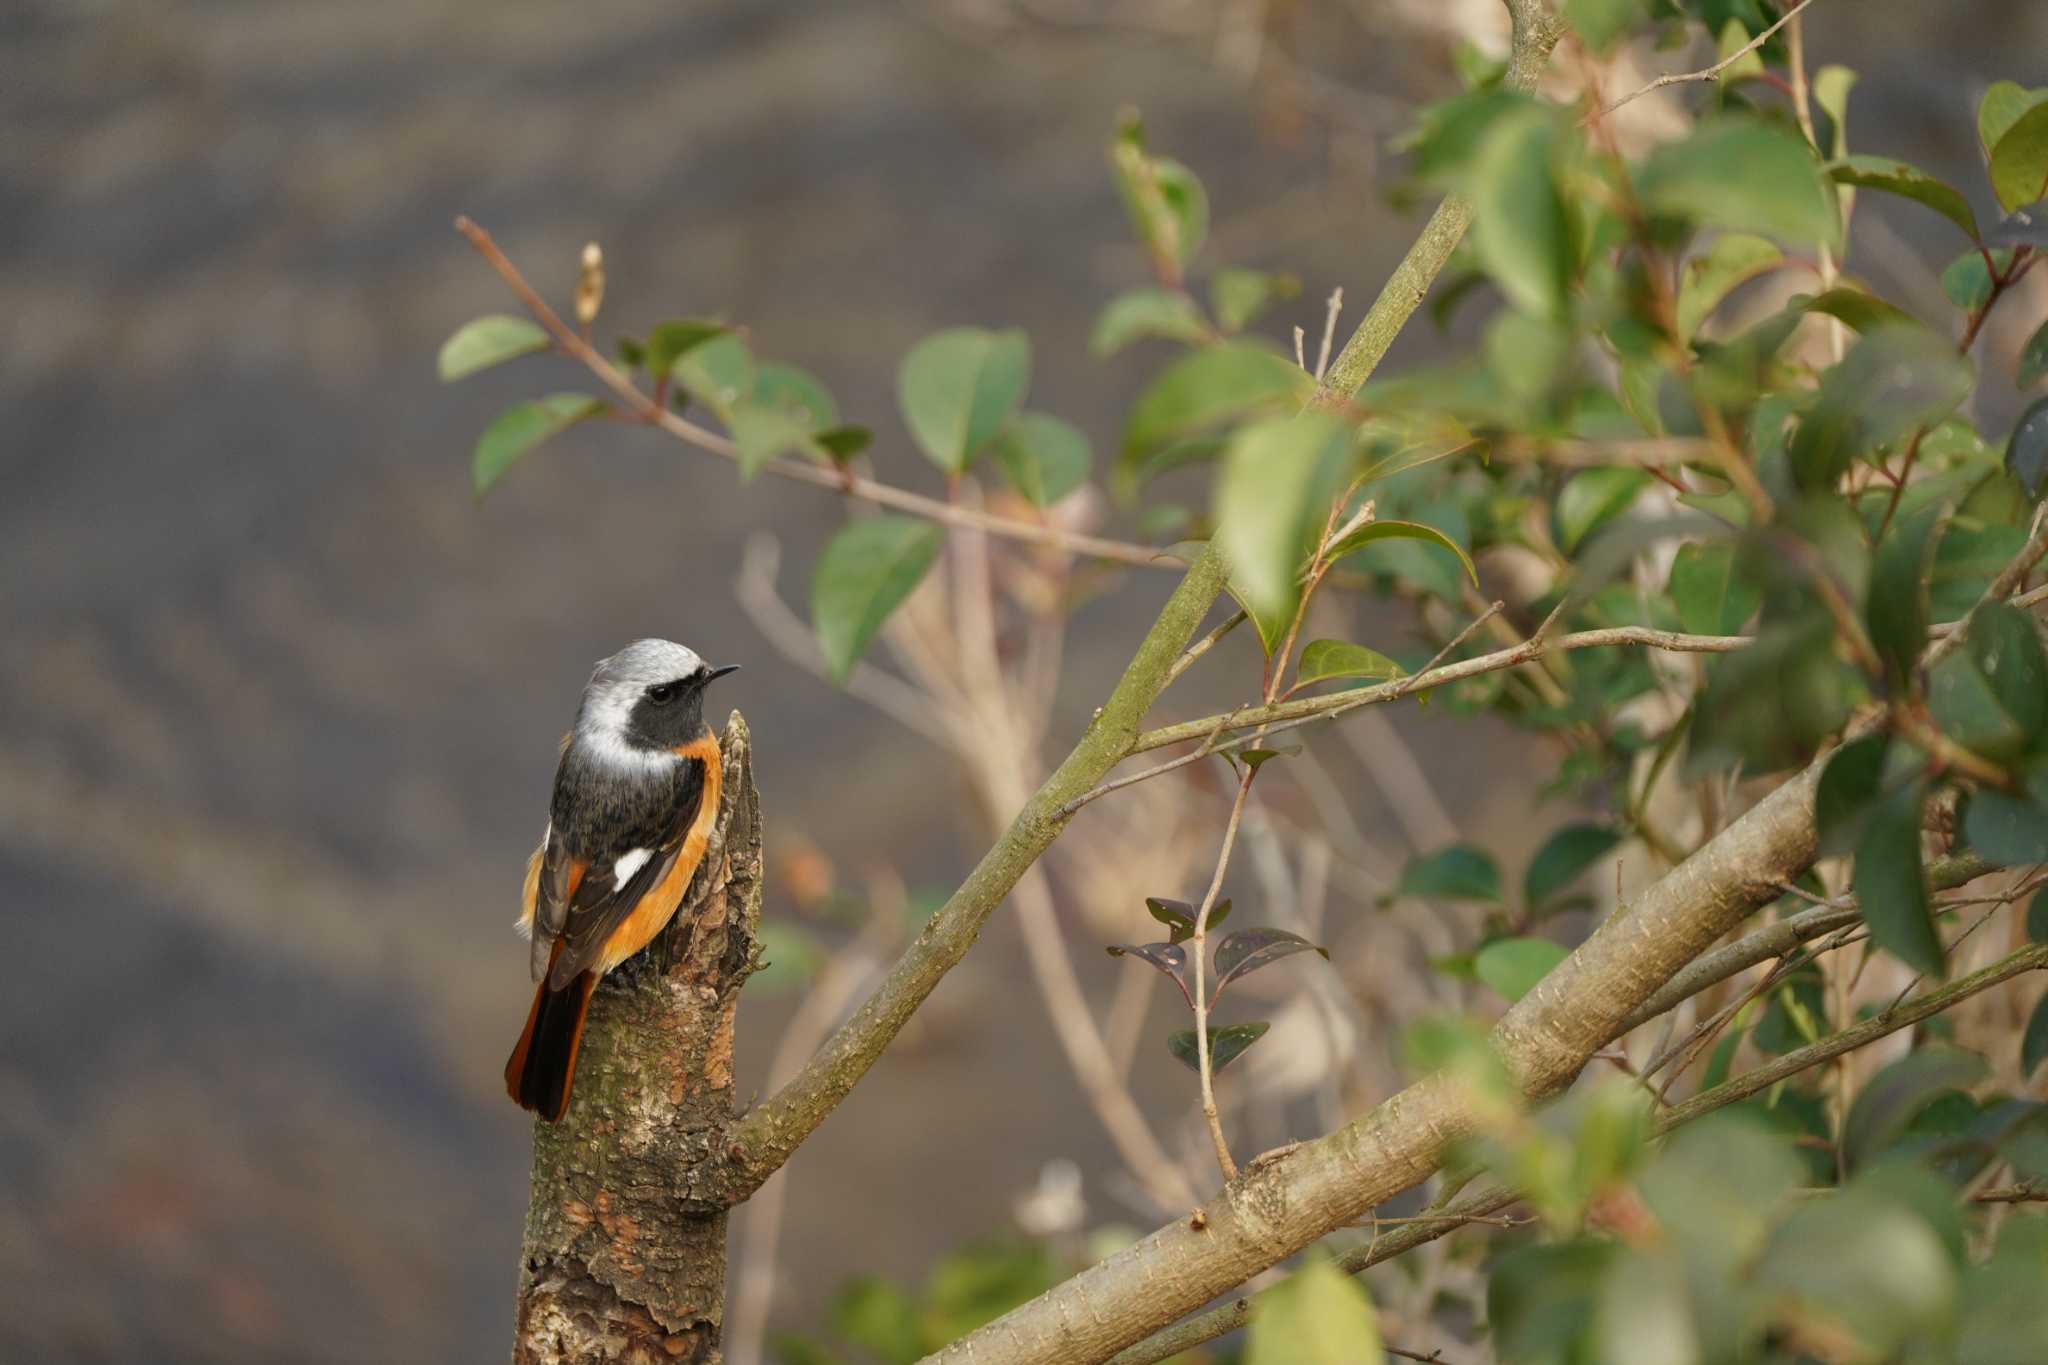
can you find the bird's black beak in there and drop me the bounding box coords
[705,663,741,683]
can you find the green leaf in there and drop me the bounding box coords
[1963,773,2048,863]
[810,518,943,684]
[1399,844,1502,903]
[1990,99,2048,214]
[2025,997,2048,1078]
[1979,82,2048,163]
[1814,64,1857,160]
[1931,605,2048,761]
[1213,411,1351,638]
[2020,318,2048,390]
[1640,117,1842,251]
[1790,324,1974,493]
[1566,0,1646,54]
[1866,503,1943,689]
[1669,541,1760,635]
[816,424,874,463]
[1325,517,1479,587]
[1828,156,1979,239]
[1475,936,1569,1002]
[1109,119,1208,280]
[1801,286,1914,334]
[1469,107,1572,318]
[1941,247,2014,312]
[471,394,605,495]
[1754,1185,1956,1357]
[992,413,1091,507]
[1689,616,1856,777]
[2008,395,2048,502]
[645,319,730,380]
[897,328,1031,474]
[1120,343,1312,481]
[1245,1254,1382,1365]
[754,363,837,429]
[1816,733,1890,857]
[1296,639,1404,688]
[1145,895,1230,944]
[1209,269,1301,333]
[1236,744,1300,773]
[729,401,820,480]
[1215,927,1328,991]
[1090,288,1209,357]
[437,314,548,381]
[1556,467,1649,552]
[1854,781,1943,978]
[1845,1045,1991,1168]
[2030,889,2048,943]
[1167,1022,1269,1074]
[1524,824,1623,912]
[674,332,755,419]
[1675,233,1783,340]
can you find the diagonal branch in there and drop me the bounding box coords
[453,217,1166,569]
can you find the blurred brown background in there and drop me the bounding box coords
[1,1,2036,1360]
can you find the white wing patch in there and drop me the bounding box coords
[613,847,654,890]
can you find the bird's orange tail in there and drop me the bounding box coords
[504,959,598,1122]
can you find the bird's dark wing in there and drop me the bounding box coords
[546,754,710,990]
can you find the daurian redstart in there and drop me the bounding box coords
[504,639,739,1121]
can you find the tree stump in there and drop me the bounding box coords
[511,712,763,1364]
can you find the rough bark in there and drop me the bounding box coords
[512,712,764,1365]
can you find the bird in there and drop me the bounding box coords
[503,639,740,1121]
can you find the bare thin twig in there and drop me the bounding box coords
[454,217,1166,568]
[1596,0,1820,118]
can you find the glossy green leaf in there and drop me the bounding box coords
[2025,997,2048,1078]
[897,327,1031,473]
[1989,100,2048,213]
[1325,518,1479,585]
[1090,288,1209,357]
[1236,744,1300,774]
[1470,107,1573,317]
[1802,287,1914,335]
[1676,233,1783,340]
[729,401,820,481]
[816,424,874,463]
[1475,936,1569,1002]
[1790,325,1974,493]
[1214,411,1350,633]
[2008,395,2048,501]
[1941,247,2014,312]
[437,314,548,381]
[645,319,730,380]
[1145,895,1230,944]
[1670,541,1760,636]
[1120,343,1312,478]
[1828,156,1979,239]
[1167,1022,1269,1074]
[1556,468,1649,552]
[472,394,605,496]
[1816,733,1889,857]
[1209,269,1301,333]
[1978,82,2048,163]
[1844,1045,1990,1168]
[1295,639,1404,688]
[1931,603,2048,760]
[674,332,755,419]
[1399,844,1502,904]
[1215,927,1328,991]
[1566,0,1646,54]
[1853,781,1943,978]
[1963,773,2048,863]
[1245,1254,1382,1365]
[1639,117,1842,251]
[1866,503,1943,689]
[753,363,837,429]
[992,413,1091,507]
[2019,318,2048,390]
[811,517,943,684]
[1524,824,1623,912]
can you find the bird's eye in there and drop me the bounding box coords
[646,682,677,706]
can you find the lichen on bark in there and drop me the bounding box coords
[512,712,764,1365]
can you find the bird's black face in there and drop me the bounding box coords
[624,663,738,752]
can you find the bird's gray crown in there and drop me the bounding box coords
[574,639,710,767]
[589,638,707,691]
